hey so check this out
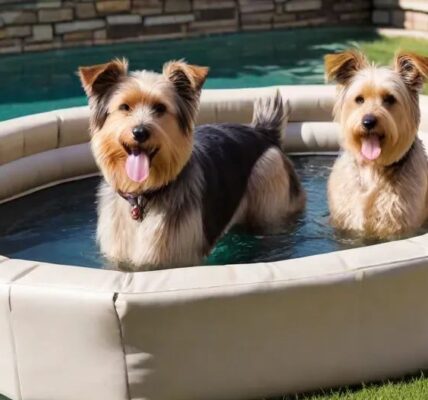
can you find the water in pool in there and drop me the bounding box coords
[0,27,379,121]
[0,155,378,269]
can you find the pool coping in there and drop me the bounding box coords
[1,85,428,400]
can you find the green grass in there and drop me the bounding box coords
[2,375,428,400]
[266,373,428,400]
[359,34,428,94]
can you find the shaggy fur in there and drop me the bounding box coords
[79,59,305,270]
[325,50,428,238]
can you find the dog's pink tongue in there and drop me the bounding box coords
[125,152,149,182]
[361,136,381,161]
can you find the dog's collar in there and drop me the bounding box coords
[118,190,158,221]
[387,142,415,169]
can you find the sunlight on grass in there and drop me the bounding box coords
[267,373,428,400]
[359,35,428,94]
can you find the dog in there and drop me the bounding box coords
[78,59,305,269]
[325,50,428,238]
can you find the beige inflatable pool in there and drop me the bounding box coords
[1,86,428,400]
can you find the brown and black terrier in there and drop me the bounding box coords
[79,59,305,269]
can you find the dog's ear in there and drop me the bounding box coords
[395,52,428,93]
[162,61,209,133]
[325,50,368,85]
[78,58,128,97]
[163,60,209,93]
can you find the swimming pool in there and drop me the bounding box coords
[0,27,378,121]
[0,155,390,269]
[2,83,428,400]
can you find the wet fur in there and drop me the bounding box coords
[79,61,305,270]
[326,50,428,238]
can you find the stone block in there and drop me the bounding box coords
[285,0,322,12]
[63,30,93,41]
[241,12,273,24]
[94,29,107,40]
[189,24,237,34]
[76,3,97,19]
[132,0,163,15]
[190,18,238,31]
[0,11,37,25]
[339,11,371,22]
[239,1,275,14]
[143,23,185,35]
[372,9,390,24]
[392,10,405,27]
[242,22,271,31]
[194,8,236,21]
[55,19,105,34]
[333,1,371,12]
[107,23,144,38]
[23,41,57,52]
[107,15,142,25]
[37,1,62,8]
[273,13,296,23]
[6,25,31,38]
[39,8,73,23]
[164,0,191,13]
[0,38,21,54]
[96,0,131,14]
[145,14,194,26]
[32,24,53,42]
[274,16,326,28]
[193,0,236,10]
[373,0,398,6]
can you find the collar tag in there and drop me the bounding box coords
[118,191,146,221]
[131,204,142,220]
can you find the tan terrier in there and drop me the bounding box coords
[325,50,428,238]
[79,59,305,270]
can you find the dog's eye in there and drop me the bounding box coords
[383,95,396,106]
[153,103,167,115]
[355,96,365,104]
[119,104,130,112]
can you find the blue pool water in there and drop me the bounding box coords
[0,27,379,121]
[0,156,376,269]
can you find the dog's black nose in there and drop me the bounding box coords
[132,126,150,142]
[362,114,377,130]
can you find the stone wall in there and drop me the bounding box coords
[0,0,372,54]
[372,0,428,31]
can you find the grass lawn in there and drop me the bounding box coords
[2,375,428,400]
[267,373,428,400]
[359,34,428,94]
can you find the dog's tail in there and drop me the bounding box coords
[251,90,288,144]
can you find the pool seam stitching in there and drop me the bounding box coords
[112,292,131,400]
[6,285,23,400]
